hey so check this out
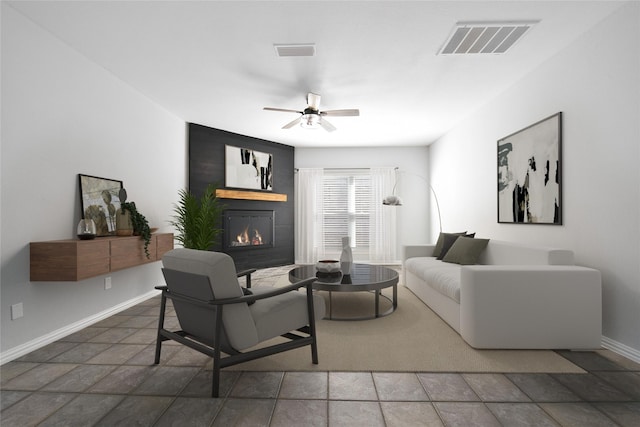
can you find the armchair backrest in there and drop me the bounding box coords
[162,248,259,350]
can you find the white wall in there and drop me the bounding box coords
[429,3,640,358]
[1,4,186,357]
[295,146,431,261]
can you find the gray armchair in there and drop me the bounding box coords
[154,248,325,397]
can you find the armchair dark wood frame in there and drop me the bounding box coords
[154,268,319,397]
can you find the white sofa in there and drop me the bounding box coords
[403,240,602,349]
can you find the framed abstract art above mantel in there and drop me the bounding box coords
[497,112,562,225]
[225,145,273,191]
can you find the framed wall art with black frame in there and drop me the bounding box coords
[497,112,562,225]
[225,145,273,191]
[78,174,123,236]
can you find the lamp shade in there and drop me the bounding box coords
[382,195,403,206]
[300,114,320,129]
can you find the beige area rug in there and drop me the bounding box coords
[230,277,585,373]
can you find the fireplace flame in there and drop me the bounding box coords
[252,229,263,245]
[236,226,250,244]
[235,226,264,246]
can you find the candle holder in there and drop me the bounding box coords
[77,219,97,240]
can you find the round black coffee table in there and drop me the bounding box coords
[289,264,399,320]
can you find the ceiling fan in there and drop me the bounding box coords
[263,93,359,132]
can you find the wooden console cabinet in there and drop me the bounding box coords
[30,233,174,281]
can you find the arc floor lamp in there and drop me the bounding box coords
[383,167,442,233]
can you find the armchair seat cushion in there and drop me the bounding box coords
[250,288,326,345]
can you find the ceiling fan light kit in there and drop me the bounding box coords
[301,114,320,129]
[263,92,359,132]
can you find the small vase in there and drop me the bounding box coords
[116,209,133,236]
[77,219,96,240]
[340,236,353,274]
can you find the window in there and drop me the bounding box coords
[322,170,371,257]
[295,167,396,264]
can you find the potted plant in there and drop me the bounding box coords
[169,183,225,250]
[116,189,152,258]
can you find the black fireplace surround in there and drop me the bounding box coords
[189,123,294,270]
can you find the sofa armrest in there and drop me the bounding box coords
[403,245,436,260]
[459,265,602,349]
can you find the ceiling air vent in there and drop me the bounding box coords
[274,44,316,57]
[438,21,538,55]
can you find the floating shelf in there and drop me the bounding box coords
[216,189,287,202]
[30,233,174,282]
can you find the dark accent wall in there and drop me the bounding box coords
[188,123,295,270]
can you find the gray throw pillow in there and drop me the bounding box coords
[433,231,466,257]
[436,233,463,260]
[442,236,489,265]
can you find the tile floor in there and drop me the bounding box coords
[1,266,639,426]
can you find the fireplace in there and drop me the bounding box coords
[224,210,274,251]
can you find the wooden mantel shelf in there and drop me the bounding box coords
[216,189,287,202]
[30,233,174,282]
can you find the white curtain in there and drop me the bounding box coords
[294,168,324,263]
[369,167,397,263]
[295,167,397,264]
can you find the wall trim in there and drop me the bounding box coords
[0,290,160,365]
[602,335,640,364]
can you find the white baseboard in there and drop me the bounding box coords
[601,335,640,364]
[0,290,160,365]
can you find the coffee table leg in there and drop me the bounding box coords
[393,284,398,311]
[375,290,380,318]
[328,291,333,320]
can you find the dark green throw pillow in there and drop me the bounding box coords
[442,236,490,265]
[433,231,466,257]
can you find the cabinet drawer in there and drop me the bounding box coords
[111,236,156,271]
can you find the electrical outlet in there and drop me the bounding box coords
[11,303,23,320]
[104,277,112,290]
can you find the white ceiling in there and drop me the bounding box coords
[7,1,626,147]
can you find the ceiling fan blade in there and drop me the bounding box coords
[264,107,303,114]
[307,93,321,110]
[282,116,302,129]
[319,118,336,132]
[321,109,360,117]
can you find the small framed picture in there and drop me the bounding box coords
[78,174,123,236]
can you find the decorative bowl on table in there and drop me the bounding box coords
[316,260,341,273]
[316,271,343,283]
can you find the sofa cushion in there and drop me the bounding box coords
[433,232,466,258]
[437,233,463,260]
[405,256,443,272]
[404,257,461,303]
[422,267,462,303]
[477,240,574,265]
[443,236,490,265]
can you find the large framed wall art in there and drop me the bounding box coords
[497,112,562,225]
[79,174,123,236]
[225,145,273,191]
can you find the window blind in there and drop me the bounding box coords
[322,170,371,253]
